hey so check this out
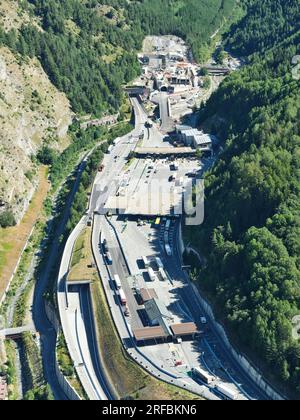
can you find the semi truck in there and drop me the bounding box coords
[215,383,238,400]
[119,288,127,306]
[107,145,114,154]
[114,274,122,290]
[159,268,168,282]
[192,366,214,385]
[102,238,108,254]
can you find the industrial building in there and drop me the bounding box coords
[152,63,199,92]
[176,125,216,154]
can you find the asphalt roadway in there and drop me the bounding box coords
[32,155,91,400]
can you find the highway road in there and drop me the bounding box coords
[31,154,92,401]
[55,97,150,400]
[57,217,111,401]
[92,214,219,400]
[90,97,147,215]
[56,93,275,401]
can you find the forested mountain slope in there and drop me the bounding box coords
[0,0,236,116]
[0,0,236,222]
[187,0,300,397]
[0,1,72,224]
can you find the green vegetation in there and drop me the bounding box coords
[0,219,46,324]
[56,332,74,377]
[127,0,236,61]
[21,332,49,396]
[0,0,236,117]
[24,384,54,400]
[56,332,87,399]
[227,0,300,56]
[66,145,104,234]
[0,211,16,228]
[68,227,98,284]
[186,0,300,397]
[3,340,19,400]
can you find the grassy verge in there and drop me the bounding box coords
[56,331,87,400]
[3,340,19,400]
[68,228,96,284]
[0,166,49,302]
[19,332,54,400]
[0,217,47,324]
[90,274,201,400]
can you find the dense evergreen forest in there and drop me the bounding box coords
[0,0,235,116]
[188,0,300,396]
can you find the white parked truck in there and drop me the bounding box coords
[114,274,122,290]
[148,267,156,282]
[165,219,171,230]
[215,383,238,400]
[192,367,214,385]
[119,288,127,306]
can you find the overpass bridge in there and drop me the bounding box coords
[0,324,36,340]
[202,66,231,76]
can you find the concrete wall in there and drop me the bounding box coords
[179,224,285,400]
[45,302,82,401]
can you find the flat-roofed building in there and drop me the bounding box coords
[133,326,169,344]
[193,134,213,152]
[171,322,199,340]
[176,125,214,154]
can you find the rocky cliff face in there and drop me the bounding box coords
[0,46,72,222]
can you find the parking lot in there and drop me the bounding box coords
[110,216,248,399]
[104,156,202,216]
